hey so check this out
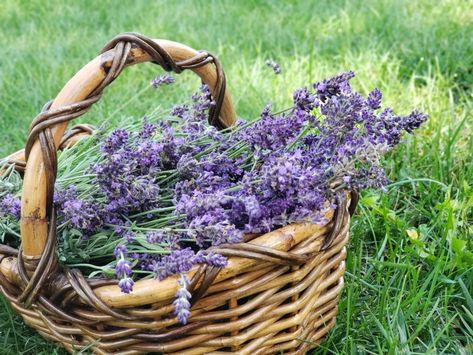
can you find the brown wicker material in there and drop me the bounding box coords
[0,32,358,354]
[3,123,95,175]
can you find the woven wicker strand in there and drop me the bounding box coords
[0,32,358,354]
[3,123,95,175]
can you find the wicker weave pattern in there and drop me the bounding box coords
[4,123,95,174]
[0,216,349,354]
[0,33,357,354]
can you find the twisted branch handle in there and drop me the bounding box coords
[4,124,95,174]
[20,33,236,261]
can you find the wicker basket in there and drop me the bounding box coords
[0,33,358,354]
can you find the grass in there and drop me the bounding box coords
[0,0,471,353]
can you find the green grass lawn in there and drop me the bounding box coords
[0,0,472,354]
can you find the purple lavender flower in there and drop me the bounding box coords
[122,230,136,243]
[319,92,365,133]
[89,122,166,228]
[241,103,305,156]
[148,246,228,282]
[191,219,244,246]
[401,110,429,133]
[243,195,262,224]
[314,71,355,101]
[171,105,189,119]
[191,85,216,121]
[55,186,103,236]
[115,259,133,278]
[118,277,134,294]
[114,244,128,258]
[114,244,134,293]
[173,274,191,324]
[151,248,198,280]
[0,194,21,220]
[150,74,175,88]
[367,88,382,110]
[54,185,78,207]
[203,252,227,268]
[293,87,316,111]
[146,231,165,244]
[138,121,157,139]
[101,129,129,154]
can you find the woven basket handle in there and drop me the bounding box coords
[20,33,237,260]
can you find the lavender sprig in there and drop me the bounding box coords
[150,74,175,88]
[173,274,191,324]
[114,244,134,294]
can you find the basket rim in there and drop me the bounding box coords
[1,205,340,308]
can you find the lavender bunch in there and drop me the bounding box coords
[0,164,22,243]
[0,71,427,324]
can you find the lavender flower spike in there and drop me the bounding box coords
[114,244,128,258]
[0,194,21,220]
[367,88,382,110]
[118,277,134,294]
[114,245,134,294]
[115,259,133,277]
[173,274,192,324]
[151,74,175,88]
